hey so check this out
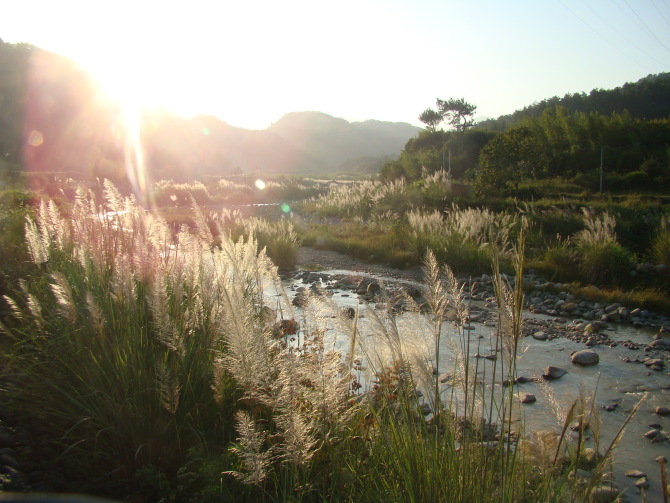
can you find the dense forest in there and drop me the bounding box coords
[476,73,670,132]
[381,73,670,196]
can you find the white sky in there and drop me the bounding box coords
[3,0,670,130]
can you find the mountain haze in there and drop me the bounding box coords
[144,111,420,179]
[0,41,419,182]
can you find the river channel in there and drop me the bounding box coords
[271,262,670,502]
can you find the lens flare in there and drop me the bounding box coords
[121,104,151,206]
[281,203,291,213]
[255,179,266,190]
[28,130,44,147]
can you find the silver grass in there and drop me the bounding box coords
[26,293,44,330]
[272,369,318,466]
[155,361,181,414]
[2,295,22,320]
[190,194,213,244]
[25,217,48,265]
[148,275,185,356]
[102,178,124,212]
[50,272,76,323]
[229,411,273,485]
[85,291,105,338]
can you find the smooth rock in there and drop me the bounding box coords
[635,477,650,489]
[543,366,568,380]
[532,331,548,341]
[521,393,536,404]
[650,338,670,351]
[572,350,600,366]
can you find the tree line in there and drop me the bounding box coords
[381,89,670,197]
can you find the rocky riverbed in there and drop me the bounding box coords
[286,247,670,502]
[2,247,669,500]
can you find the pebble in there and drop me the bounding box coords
[635,477,650,489]
[521,394,536,404]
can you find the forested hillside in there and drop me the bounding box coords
[477,73,670,132]
[382,74,670,195]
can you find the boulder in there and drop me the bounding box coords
[650,338,670,351]
[572,350,600,366]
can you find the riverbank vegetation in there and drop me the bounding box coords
[1,52,668,499]
[0,181,639,501]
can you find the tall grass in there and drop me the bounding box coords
[1,180,638,501]
[307,179,407,218]
[406,205,518,273]
[5,180,280,494]
[240,217,299,269]
[574,209,634,285]
[651,215,670,265]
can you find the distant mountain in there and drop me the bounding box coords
[267,112,420,172]
[477,72,670,132]
[0,41,419,183]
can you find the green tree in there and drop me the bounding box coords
[418,108,443,132]
[436,97,477,132]
[474,126,545,196]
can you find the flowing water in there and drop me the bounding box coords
[273,267,670,502]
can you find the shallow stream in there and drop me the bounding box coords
[274,267,670,502]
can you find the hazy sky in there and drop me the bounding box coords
[3,0,669,130]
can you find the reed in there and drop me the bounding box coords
[1,180,640,501]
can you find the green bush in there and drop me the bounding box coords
[578,242,634,286]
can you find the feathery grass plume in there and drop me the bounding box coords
[2,295,23,320]
[212,236,278,401]
[369,210,398,232]
[309,178,405,218]
[85,291,105,338]
[25,293,44,331]
[298,294,361,426]
[274,406,318,467]
[229,411,273,485]
[147,274,184,356]
[155,361,181,415]
[575,208,633,285]
[24,216,48,265]
[50,272,77,323]
[241,217,299,269]
[102,178,124,211]
[190,193,213,244]
[575,208,617,247]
